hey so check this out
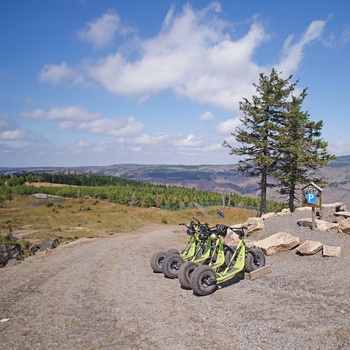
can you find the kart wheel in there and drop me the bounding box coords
[162,253,184,279]
[178,261,199,289]
[245,248,266,272]
[190,265,217,296]
[167,248,180,255]
[150,251,167,273]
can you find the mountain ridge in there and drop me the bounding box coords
[2,155,350,207]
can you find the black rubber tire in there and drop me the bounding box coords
[178,261,199,289]
[162,253,184,279]
[150,251,167,273]
[245,248,266,273]
[189,265,217,296]
[167,248,180,255]
[224,245,236,267]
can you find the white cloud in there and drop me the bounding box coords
[132,132,170,145]
[216,117,241,135]
[21,106,101,121]
[199,111,215,121]
[328,140,350,157]
[340,26,350,44]
[40,4,329,114]
[77,10,125,49]
[39,62,83,86]
[87,4,267,110]
[76,141,89,148]
[276,19,327,75]
[78,116,143,136]
[176,134,206,148]
[57,121,75,130]
[0,129,28,140]
[0,115,29,140]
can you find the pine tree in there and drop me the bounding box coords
[223,69,296,216]
[224,69,335,215]
[273,89,335,211]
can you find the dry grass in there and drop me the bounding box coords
[24,181,77,187]
[0,195,256,244]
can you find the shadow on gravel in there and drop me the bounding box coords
[217,272,245,291]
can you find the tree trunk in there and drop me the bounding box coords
[259,170,267,217]
[288,185,295,212]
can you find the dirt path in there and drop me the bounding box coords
[1,224,350,349]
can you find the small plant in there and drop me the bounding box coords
[0,234,17,245]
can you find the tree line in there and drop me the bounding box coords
[0,172,284,213]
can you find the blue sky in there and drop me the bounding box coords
[1,0,349,167]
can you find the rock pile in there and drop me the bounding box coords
[0,244,22,267]
[0,237,60,268]
[225,206,347,258]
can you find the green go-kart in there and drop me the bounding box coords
[150,218,205,273]
[161,221,216,279]
[177,224,236,289]
[189,224,266,296]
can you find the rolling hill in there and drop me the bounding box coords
[2,155,350,208]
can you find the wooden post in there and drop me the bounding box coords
[312,207,316,231]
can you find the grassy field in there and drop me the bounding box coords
[0,195,256,245]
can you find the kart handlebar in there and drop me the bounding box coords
[216,224,247,237]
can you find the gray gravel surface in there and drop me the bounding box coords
[1,212,350,350]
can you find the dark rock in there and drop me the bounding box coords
[0,244,22,266]
[29,238,60,255]
[29,243,41,255]
[40,238,59,251]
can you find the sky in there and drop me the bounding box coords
[1,0,349,167]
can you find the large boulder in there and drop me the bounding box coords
[254,232,300,256]
[320,202,346,222]
[276,208,291,216]
[261,212,275,220]
[338,218,350,235]
[245,218,265,235]
[296,240,323,255]
[297,218,339,231]
[0,244,22,267]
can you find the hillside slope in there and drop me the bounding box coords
[1,155,350,207]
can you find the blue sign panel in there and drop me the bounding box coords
[216,209,224,218]
[307,191,316,204]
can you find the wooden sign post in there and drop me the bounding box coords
[301,183,323,231]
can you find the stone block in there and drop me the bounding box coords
[245,265,272,280]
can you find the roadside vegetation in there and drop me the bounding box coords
[0,172,286,255]
[0,195,255,245]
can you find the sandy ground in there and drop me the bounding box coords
[1,223,350,350]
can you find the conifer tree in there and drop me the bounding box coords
[223,68,334,215]
[273,89,335,211]
[224,69,296,216]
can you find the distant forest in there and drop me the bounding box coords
[0,172,284,212]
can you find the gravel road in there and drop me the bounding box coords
[1,213,350,350]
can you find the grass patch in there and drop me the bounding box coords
[0,195,256,244]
